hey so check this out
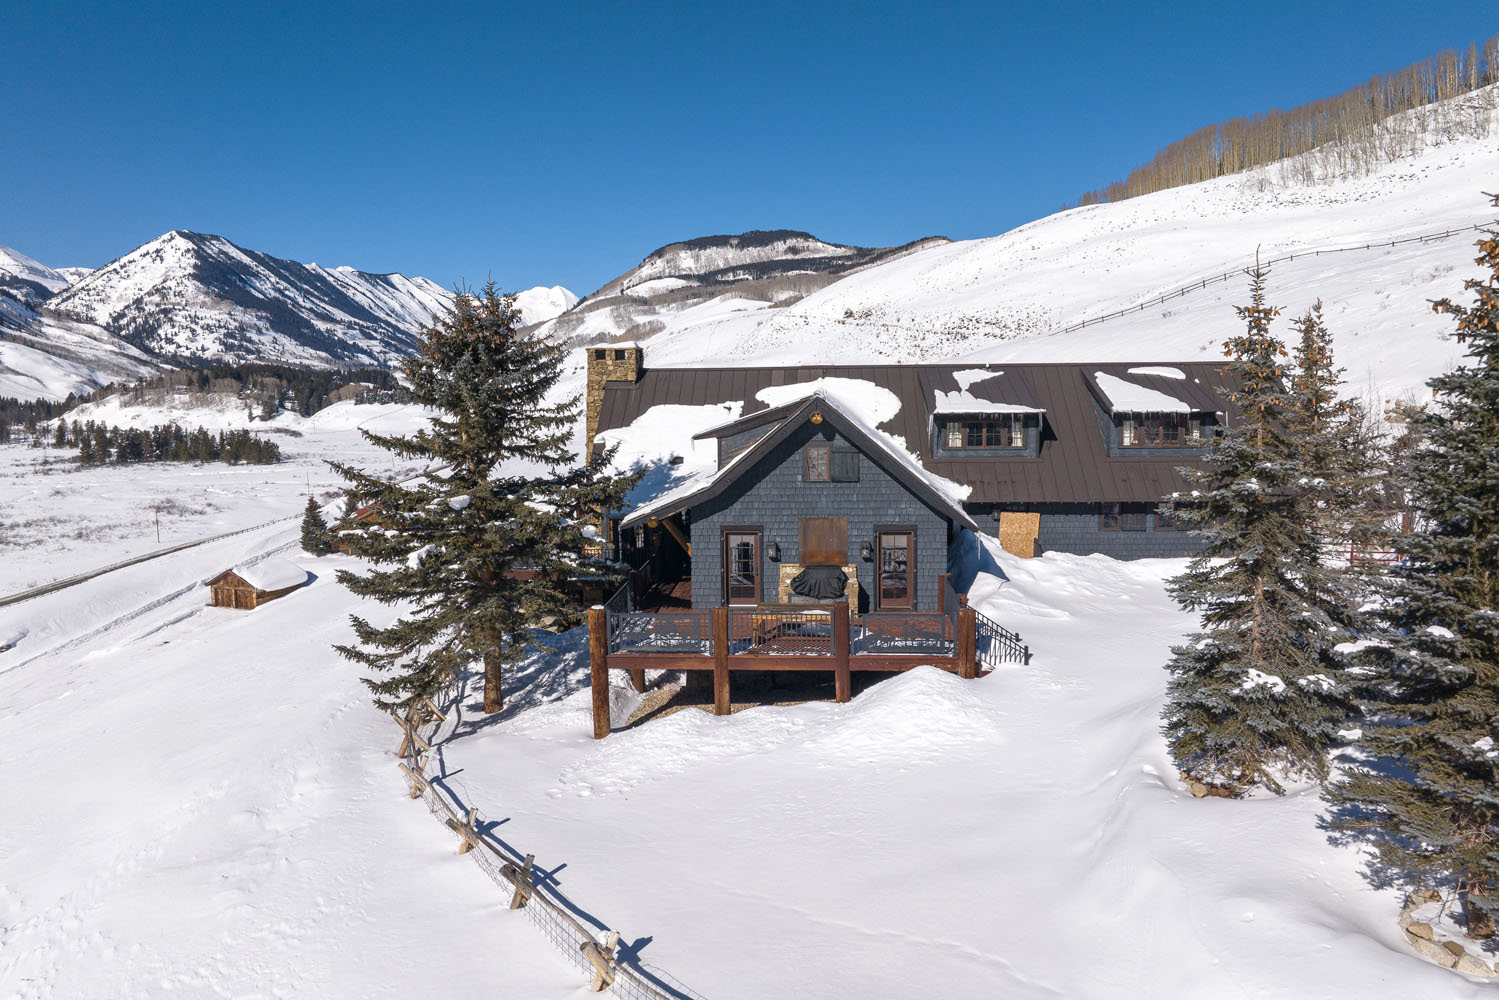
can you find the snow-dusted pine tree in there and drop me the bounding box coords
[1327,200,1499,939]
[1286,301,1387,554]
[300,496,332,555]
[1161,264,1356,795]
[331,283,636,713]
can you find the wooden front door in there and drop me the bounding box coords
[724,531,761,605]
[877,531,914,609]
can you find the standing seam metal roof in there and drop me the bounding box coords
[595,361,1241,504]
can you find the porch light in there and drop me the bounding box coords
[767,541,780,561]
[859,540,873,561]
[810,411,824,424]
[647,518,659,527]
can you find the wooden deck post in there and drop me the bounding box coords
[957,606,977,680]
[628,668,646,692]
[588,606,610,739]
[833,599,851,703]
[712,605,731,716]
[937,573,950,613]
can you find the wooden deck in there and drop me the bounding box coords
[636,576,692,611]
[587,599,978,738]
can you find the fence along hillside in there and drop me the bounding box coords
[1068,34,1499,208]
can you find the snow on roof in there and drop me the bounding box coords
[931,389,1044,416]
[1126,366,1186,380]
[621,389,974,530]
[754,377,901,427]
[1093,372,1194,413]
[229,559,309,592]
[952,368,1001,391]
[586,340,640,350]
[597,401,743,511]
[932,368,1045,416]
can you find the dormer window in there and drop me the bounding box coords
[1119,412,1207,448]
[945,415,1026,449]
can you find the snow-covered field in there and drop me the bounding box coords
[4,467,1487,996]
[0,401,431,594]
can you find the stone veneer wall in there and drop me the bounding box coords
[584,344,643,463]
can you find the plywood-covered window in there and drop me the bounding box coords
[799,517,848,565]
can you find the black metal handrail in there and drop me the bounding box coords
[973,607,1029,667]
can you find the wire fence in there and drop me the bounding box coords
[1041,223,1487,339]
[394,702,709,999]
[792,221,1488,346]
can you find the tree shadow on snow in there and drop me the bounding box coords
[441,626,591,742]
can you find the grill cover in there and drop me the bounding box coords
[790,564,848,600]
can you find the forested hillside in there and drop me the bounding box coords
[1070,35,1499,207]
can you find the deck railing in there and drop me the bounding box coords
[973,608,1029,667]
[588,575,1030,737]
[729,608,837,655]
[607,609,712,655]
[851,612,955,655]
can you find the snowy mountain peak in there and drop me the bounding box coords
[601,229,871,297]
[46,230,453,368]
[0,242,71,306]
[514,284,579,327]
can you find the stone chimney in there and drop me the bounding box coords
[584,342,644,463]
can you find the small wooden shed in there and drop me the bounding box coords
[330,502,383,553]
[206,560,309,609]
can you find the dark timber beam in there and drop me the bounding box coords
[712,605,730,715]
[833,600,851,703]
[589,606,610,738]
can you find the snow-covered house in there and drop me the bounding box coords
[588,346,1240,612]
[206,560,309,610]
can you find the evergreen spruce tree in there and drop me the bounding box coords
[1327,199,1499,938]
[1161,264,1356,795]
[1285,301,1388,596]
[301,496,333,555]
[332,283,636,712]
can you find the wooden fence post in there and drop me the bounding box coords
[957,606,977,680]
[712,605,730,716]
[833,599,851,703]
[589,606,610,739]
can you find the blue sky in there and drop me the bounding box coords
[3,1,1494,294]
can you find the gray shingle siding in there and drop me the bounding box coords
[689,422,949,611]
[971,503,1208,559]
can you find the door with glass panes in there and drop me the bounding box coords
[723,531,761,605]
[877,531,914,609]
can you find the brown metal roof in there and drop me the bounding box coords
[596,361,1241,504]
